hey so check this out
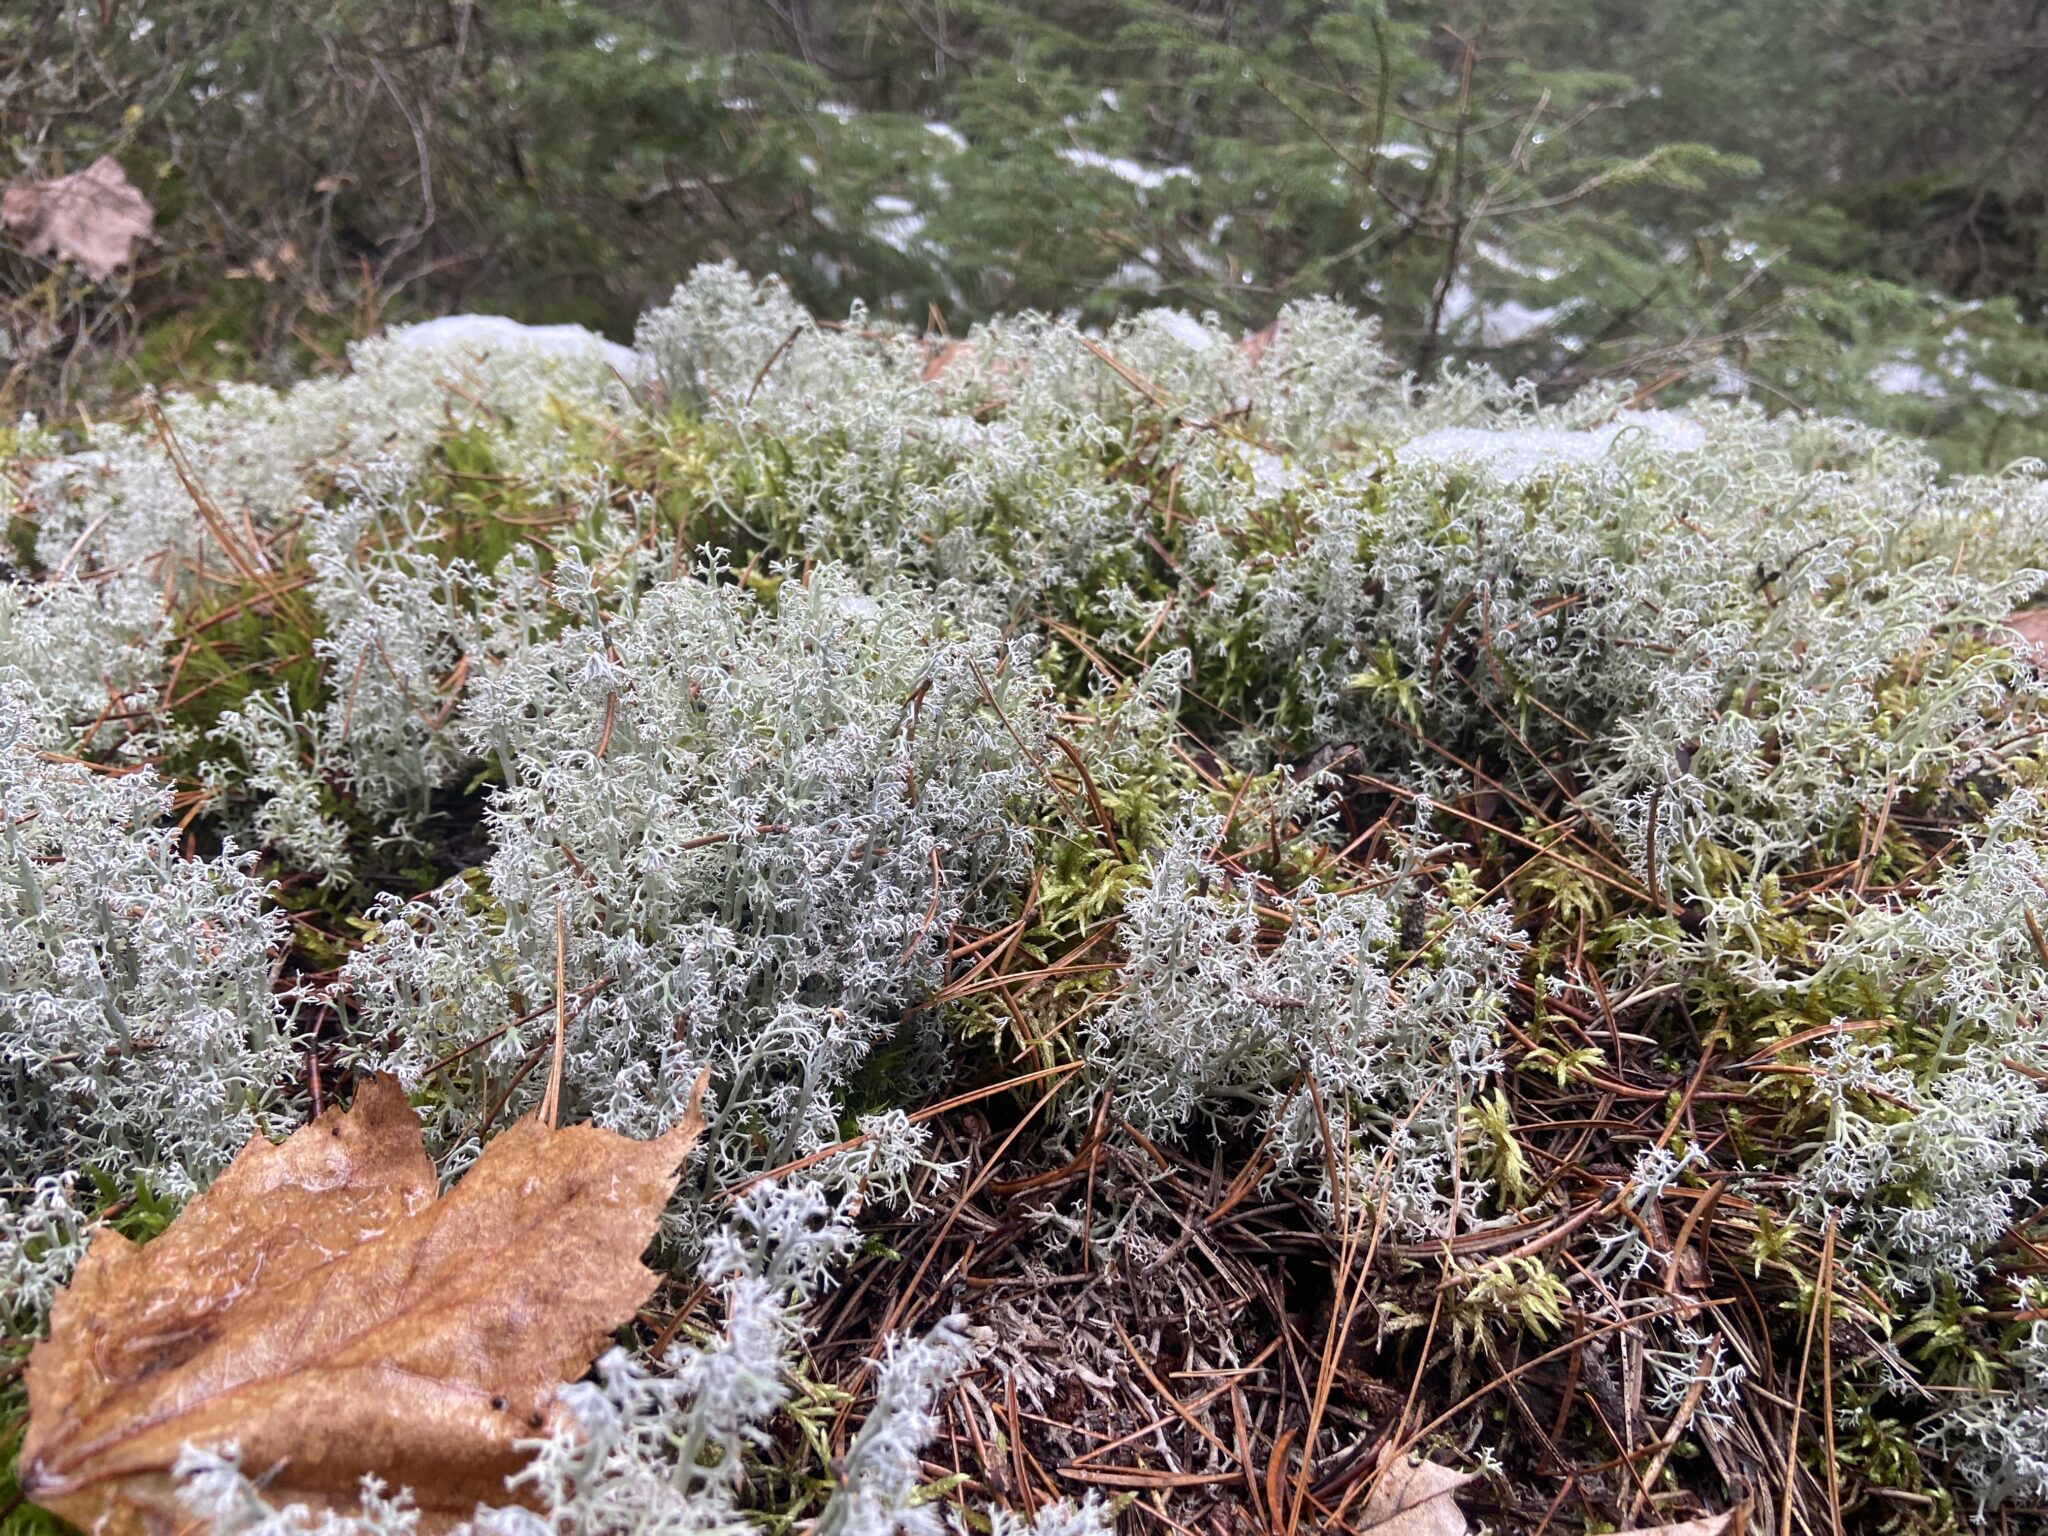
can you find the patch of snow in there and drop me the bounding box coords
[1439,282,1565,345]
[1710,359,1749,397]
[1869,361,1948,400]
[1477,241,1562,283]
[1478,300,1561,348]
[1246,449,1304,499]
[1179,239,1228,280]
[868,201,925,252]
[924,121,967,152]
[388,315,646,380]
[1058,148,1196,192]
[1379,141,1432,168]
[1152,311,1216,352]
[1985,384,2045,418]
[1399,411,1708,483]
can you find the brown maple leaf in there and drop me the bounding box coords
[21,1074,704,1536]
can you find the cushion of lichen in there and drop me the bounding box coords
[6,264,2048,1516]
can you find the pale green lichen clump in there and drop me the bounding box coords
[7,265,2048,1524]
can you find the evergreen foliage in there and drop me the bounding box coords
[7,2,2046,468]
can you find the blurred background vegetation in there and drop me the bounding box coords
[4,0,2045,469]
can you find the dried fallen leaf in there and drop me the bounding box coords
[22,1074,704,1535]
[2,156,154,282]
[1353,1450,1742,1536]
[2005,609,2048,660]
[1358,1453,1476,1536]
